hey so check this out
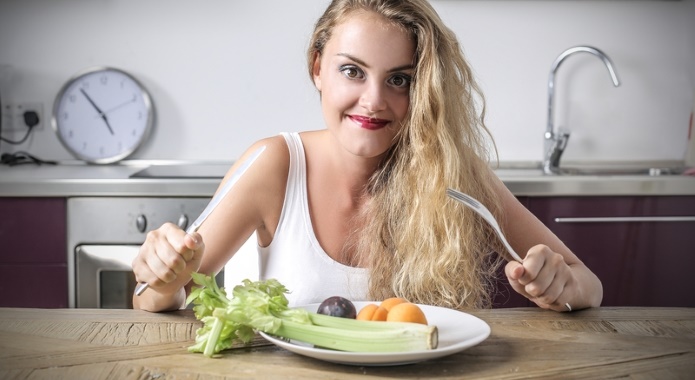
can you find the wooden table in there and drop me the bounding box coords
[1,307,693,379]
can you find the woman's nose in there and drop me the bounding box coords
[359,81,387,113]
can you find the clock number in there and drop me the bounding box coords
[81,81,90,90]
[68,93,76,103]
[61,112,69,121]
[120,79,126,89]
[100,75,108,86]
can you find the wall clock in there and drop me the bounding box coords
[52,66,154,164]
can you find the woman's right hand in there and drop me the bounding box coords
[132,222,205,310]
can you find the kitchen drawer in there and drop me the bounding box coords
[527,196,695,307]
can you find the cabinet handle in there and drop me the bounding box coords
[554,216,695,223]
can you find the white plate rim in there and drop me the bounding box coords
[259,301,491,366]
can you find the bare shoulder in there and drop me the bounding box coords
[246,135,290,166]
[237,135,290,191]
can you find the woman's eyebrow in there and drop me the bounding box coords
[337,53,414,73]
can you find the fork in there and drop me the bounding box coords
[446,188,523,262]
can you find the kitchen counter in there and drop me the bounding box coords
[1,160,694,197]
[0,161,225,197]
[0,307,693,379]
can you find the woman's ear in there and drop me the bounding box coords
[312,52,322,91]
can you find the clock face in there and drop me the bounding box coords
[52,67,154,164]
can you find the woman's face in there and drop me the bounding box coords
[313,11,415,160]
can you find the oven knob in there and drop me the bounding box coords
[136,214,147,233]
[177,214,189,230]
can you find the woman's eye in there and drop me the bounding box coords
[340,65,363,79]
[388,74,411,88]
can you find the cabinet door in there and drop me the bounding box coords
[0,265,67,308]
[0,197,67,307]
[493,197,532,308]
[528,196,695,307]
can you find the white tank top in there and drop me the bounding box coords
[257,132,370,306]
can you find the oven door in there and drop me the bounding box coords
[75,245,139,309]
[75,244,227,308]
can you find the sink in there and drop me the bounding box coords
[494,165,686,178]
[555,167,683,177]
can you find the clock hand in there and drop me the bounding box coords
[99,98,136,117]
[80,88,115,135]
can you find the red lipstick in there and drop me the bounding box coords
[349,115,389,130]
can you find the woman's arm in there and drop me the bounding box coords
[493,175,603,311]
[132,137,289,312]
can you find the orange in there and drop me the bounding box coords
[370,306,388,321]
[386,302,428,325]
[379,297,408,312]
[356,304,388,321]
[356,304,378,321]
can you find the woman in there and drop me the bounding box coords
[132,0,602,313]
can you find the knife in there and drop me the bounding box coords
[134,145,266,296]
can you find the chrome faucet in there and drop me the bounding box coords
[543,46,621,175]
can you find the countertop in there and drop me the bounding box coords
[1,160,694,197]
[0,307,693,379]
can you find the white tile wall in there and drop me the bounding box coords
[1,0,693,163]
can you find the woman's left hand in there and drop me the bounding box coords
[505,244,575,312]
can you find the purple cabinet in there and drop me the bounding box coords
[527,196,695,307]
[493,197,532,308]
[0,197,67,308]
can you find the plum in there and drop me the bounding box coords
[316,296,357,319]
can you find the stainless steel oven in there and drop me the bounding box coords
[68,197,211,308]
[68,196,259,308]
[75,245,140,308]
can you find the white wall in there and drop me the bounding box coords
[1,0,693,164]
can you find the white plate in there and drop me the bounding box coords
[259,302,490,366]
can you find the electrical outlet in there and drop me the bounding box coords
[1,102,44,131]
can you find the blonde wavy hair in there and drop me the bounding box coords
[308,0,505,309]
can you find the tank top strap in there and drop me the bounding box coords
[276,132,307,238]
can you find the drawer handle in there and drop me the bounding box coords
[554,216,695,223]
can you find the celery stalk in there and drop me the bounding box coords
[203,316,224,357]
[185,274,438,357]
[275,319,438,352]
[308,312,432,331]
